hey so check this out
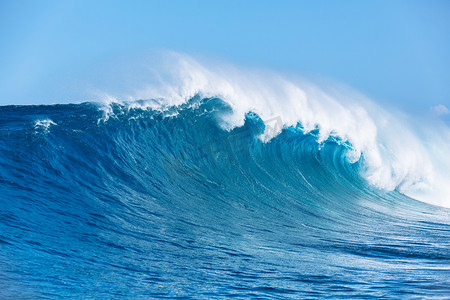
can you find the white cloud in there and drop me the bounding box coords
[430,104,450,116]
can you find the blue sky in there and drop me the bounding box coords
[1,0,449,113]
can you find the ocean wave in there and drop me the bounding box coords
[91,54,450,207]
[1,94,450,298]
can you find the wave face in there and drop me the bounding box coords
[0,98,449,298]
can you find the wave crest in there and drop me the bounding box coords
[94,54,449,207]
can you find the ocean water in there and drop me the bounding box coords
[0,96,449,299]
[1,54,450,298]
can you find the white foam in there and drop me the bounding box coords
[34,119,57,132]
[97,53,450,208]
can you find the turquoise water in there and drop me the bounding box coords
[0,98,449,298]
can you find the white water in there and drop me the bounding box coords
[97,53,450,208]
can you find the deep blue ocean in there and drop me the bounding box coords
[1,97,449,298]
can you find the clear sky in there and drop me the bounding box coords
[1,0,449,113]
